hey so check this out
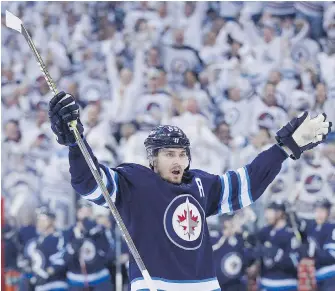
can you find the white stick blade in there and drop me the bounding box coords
[6,10,22,33]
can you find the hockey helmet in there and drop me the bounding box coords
[144,125,191,168]
[77,199,93,210]
[36,206,56,219]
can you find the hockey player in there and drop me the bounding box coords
[48,91,331,291]
[64,200,112,291]
[3,222,21,291]
[17,219,37,291]
[28,206,68,291]
[211,214,256,291]
[257,201,300,291]
[299,198,335,291]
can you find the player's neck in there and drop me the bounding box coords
[274,219,286,229]
[42,227,55,236]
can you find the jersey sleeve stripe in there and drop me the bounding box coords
[81,164,118,206]
[324,243,335,251]
[244,166,252,203]
[236,167,253,208]
[236,170,243,209]
[81,168,108,200]
[218,173,233,213]
[227,172,233,211]
[102,166,118,206]
[218,176,225,214]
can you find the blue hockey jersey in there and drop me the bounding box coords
[63,221,111,287]
[69,140,287,291]
[17,225,37,279]
[211,230,255,289]
[27,231,68,291]
[18,225,37,250]
[3,224,19,270]
[258,225,300,291]
[306,222,335,282]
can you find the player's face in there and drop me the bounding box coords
[265,208,277,225]
[77,206,93,221]
[36,214,54,234]
[222,220,234,237]
[155,148,189,184]
[96,215,111,228]
[315,207,329,225]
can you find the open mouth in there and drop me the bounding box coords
[172,170,181,175]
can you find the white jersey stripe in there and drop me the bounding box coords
[219,173,232,214]
[102,166,118,205]
[260,277,297,288]
[131,277,220,291]
[83,168,108,201]
[236,167,252,208]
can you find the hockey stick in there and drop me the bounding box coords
[5,11,156,291]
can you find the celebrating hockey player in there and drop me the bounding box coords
[63,200,112,291]
[299,198,335,291]
[28,207,68,291]
[211,214,256,291]
[258,201,300,291]
[48,91,331,291]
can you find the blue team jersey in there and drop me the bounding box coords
[258,225,299,291]
[27,232,68,291]
[69,141,287,291]
[306,222,335,282]
[211,231,254,289]
[3,224,19,270]
[63,222,111,287]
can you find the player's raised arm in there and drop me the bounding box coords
[215,112,332,214]
[48,92,119,208]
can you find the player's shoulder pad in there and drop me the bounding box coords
[258,225,273,239]
[285,228,298,238]
[189,169,218,179]
[89,224,104,236]
[115,163,152,175]
[114,163,157,187]
[188,169,221,190]
[62,226,75,239]
[323,222,335,232]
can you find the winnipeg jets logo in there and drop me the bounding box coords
[80,239,96,262]
[221,252,242,278]
[164,194,205,250]
[304,175,323,193]
[174,198,201,241]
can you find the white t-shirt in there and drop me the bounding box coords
[295,158,334,220]
[218,99,251,137]
[249,97,288,134]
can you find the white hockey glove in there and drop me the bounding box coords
[276,112,332,160]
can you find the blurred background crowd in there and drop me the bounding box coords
[1,1,335,291]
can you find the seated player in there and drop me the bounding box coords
[28,207,68,291]
[211,214,256,291]
[63,200,112,291]
[48,91,331,291]
[257,201,300,291]
[299,198,335,291]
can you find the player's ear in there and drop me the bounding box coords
[150,158,158,172]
